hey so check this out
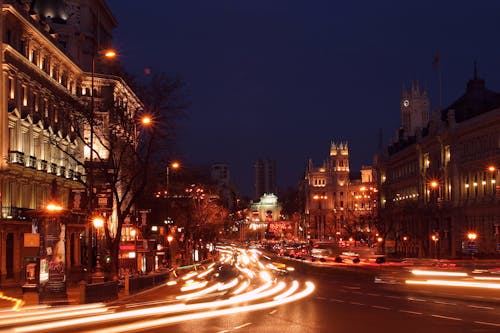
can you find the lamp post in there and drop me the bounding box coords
[87,49,117,280]
[431,234,439,259]
[402,236,409,258]
[166,161,180,194]
[167,235,174,268]
[467,232,477,261]
[92,216,105,283]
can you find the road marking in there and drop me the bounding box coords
[433,301,456,306]
[316,296,328,301]
[474,321,500,327]
[367,293,381,297]
[468,305,495,310]
[431,314,462,321]
[399,310,422,315]
[234,323,252,329]
[352,291,363,295]
[385,295,401,300]
[350,302,365,306]
[343,286,361,290]
[371,305,390,310]
[469,295,484,299]
[216,331,230,333]
[407,297,426,302]
[269,309,278,315]
[329,298,345,303]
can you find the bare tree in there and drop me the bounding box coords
[52,72,188,278]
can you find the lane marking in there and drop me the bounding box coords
[352,292,363,295]
[385,295,401,300]
[474,321,500,327]
[269,309,278,315]
[399,310,422,315]
[367,293,381,297]
[349,302,365,306]
[216,331,230,333]
[407,297,426,302]
[371,305,390,310]
[329,298,345,303]
[343,286,361,290]
[316,296,328,301]
[431,314,462,321]
[433,301,456,306]
[234,322,252,329]
[467,305,495,310]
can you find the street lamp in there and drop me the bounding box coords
[167,235,174,267]
[166,161,180,194]
[431,233,439,259]
[92,216,105,283]
[87,48,117,280]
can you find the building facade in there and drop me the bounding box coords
[304,142,378,243]
[376,73,500,258]
[0,0,141,285]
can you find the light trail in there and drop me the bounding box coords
[410,269,468,277]
[83,282,315,333]
[406,279,500,289]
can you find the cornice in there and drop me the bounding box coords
[2,4,81,74]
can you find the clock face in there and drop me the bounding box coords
[403,99,410,107]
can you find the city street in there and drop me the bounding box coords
[1,247,499,333]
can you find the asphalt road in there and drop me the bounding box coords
[2,250,500,333]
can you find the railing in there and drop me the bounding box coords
[8,150,24,165]
[49,163,57,174]
[128,270,171,295]
[28,156,37,168]
[80,280,119,304]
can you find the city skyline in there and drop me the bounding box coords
[107,1,500,195]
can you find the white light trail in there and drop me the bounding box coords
[410,269,468,277]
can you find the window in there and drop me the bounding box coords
[8,77,15,99]
[22,85,28,106]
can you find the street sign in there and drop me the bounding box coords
[462,241,478,254]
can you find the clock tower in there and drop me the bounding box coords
[401,81,430,136]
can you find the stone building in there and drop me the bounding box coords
[376,71,500,258]
[0,0,141,286]
[304,142,378,242]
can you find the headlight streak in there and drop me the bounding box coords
[405,279,500,289]
[0,303,106,321]
[218,278,239,291]
[0,305,109,328]
[166,281,178,286]
[196,267,214,279]
[82,282,316,333]
[181,271,199,280]
[410,269,468,277]
[473,276,500,281]
[274,281,299,301]
[8,246,316,333]
[176,283,222,300]
[10,280,286,333]
[180,281,208,292]
[232,279,250,295]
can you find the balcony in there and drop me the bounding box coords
[67,169,74,179]
[48,163,57,174]
[28,156,37,168]
[38,160,48,171]
[59,166,66,177]
[8,151,25,165]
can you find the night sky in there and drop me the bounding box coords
[106,1,500,196]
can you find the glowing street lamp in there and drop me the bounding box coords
[92,216,105,283]
[467,232,477,241]
[431,234,439,259]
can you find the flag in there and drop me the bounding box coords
[432,50,440,71]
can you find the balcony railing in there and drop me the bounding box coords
[59,166,66,177]
[38,160,48,171]
[8,151,24,165]
[67,169,74,179]
[49,163,57,174]
[28,156,37,168]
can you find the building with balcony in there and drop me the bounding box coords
[376,71,500,258]
[303,142,378,242]
[0,0,142,286]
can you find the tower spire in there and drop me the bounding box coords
[473,60,478,80]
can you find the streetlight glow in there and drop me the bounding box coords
[141,115,152,125]
[430,180,439,189]
[93,217,104,228]
[46,203,63,211]
[467,232,477,241]
[103,49,117,58]
[171,161,180,170]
